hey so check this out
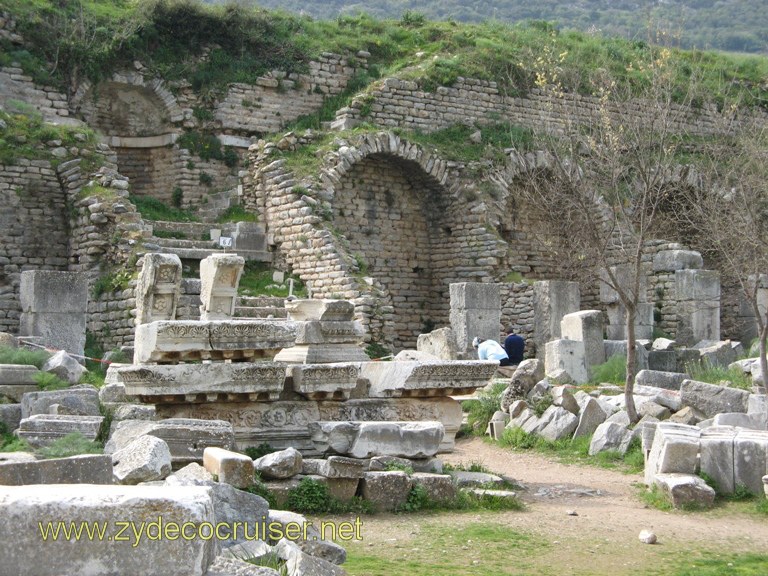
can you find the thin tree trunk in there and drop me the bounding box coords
[625,306,639,424]
[759,321,768,396]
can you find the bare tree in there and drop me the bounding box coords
[499,46,702,423]
[675,111,768,392]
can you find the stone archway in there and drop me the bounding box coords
[330,150,451,350]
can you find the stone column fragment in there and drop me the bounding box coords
[135,253,183,326]
[199,254,245,321]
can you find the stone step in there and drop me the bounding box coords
[154,238,219,249]
[233,306,288,319]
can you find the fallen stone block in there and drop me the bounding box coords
[270,509,348,566]
[410,472,456,503]
[360,471,412,511]
[204,447,255,488]
[0,484,217,576]
[734,429,768,495]
[500,359,544,411]
[120,362,287,402]
[537,405,578,441]
[589,421,631,456]
[712,413,759,429]
[747,394,768,430]
[275,537,346,576]
[680,379,750,418]
[654,473,715,508]
[308,422,360,455]
[254,447,303,480]
[21,385,100,419]
[350,421,444,459]
[644,422,701,486]
[466,488,517,501]
[447,470,504,488]
[700,425,736,494]
[113,404,156,421]
[290,363,360,400]
[573,398,607,438]
[639,401,671,421]
[668,406,706,426]
[551,386,579,415]
[206,556,280,576]
[545,339,588,384]
[301,474,360,502]
[41,350,87,385]
[302,456,365,479]
[0,454,113,485]
[360,360,497,398]
[0,404,21,433]
[112,435,172,485]
[635,370,687,391]
[105,418,234,467]
[16,414,103,448]
[417,327,458,360]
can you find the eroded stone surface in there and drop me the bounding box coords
[360,360,497,398]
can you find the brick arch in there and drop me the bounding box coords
[319,134,458,350]
[72,72,183,138]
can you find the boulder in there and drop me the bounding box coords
[551,386,579,415]
[668,406,705,426]
[275,538,346,576]
[572,398,607,438]
[360,471,412,511]
[680,379,750,418]
[269,510,347,565]
[500,359,544,410]
[538,406,579,441]
[0,485,216,576]
[112,435,172,485]
[41,350,87,385]
[588,422,631,456]
[416,327,458,360]
[254,447,303,480]
[635,370,686,391]
[0,454,113,486]
[644,423,701,486]
[639,401,671,421]
[21,386,99,419]
[410,472,456,503]
[206,556,280,576]
[654,473,716,509]
[204,447,255,489]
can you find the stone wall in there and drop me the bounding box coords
[0,158,70,333]
[0,66,70,123]
[500,282,535,356]
[339,77,768,137]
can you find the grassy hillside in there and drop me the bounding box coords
[228,0,768,55]
[0,0,766,110]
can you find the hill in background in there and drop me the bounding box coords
[217,0,768,55]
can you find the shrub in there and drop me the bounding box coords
[129,195,199,222]
[590,354,626,385]
[364,341,390,359]
[0,422,30,452]
[685,361,753,391]
[0,346,50,368]
[33,371,69,391]
[216,205,258,223]
[245,442,279,460]
[37,432,103,459]
[466,381,507,435]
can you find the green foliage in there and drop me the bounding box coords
[198,172,213,186]
[37,432,103,459]
[0,422,30,452]
[171,187,184,208]
[0,109,98,167]
[244,551,288,576]
[685,361,753,391]
[466,381,507,435]
[589,354,627,385]
[756,497,768,516]
[364,341,391,359]
[244,442,279,460]
[245,477,278,509]
[95,404,113,445]
[530,392,553,417]
[284,477,375,514]
[216,205,258,223]
[637,484,674,511]
[129,195,199,222]
[33,371,69,391]
[179,131,225,162]
[237,262,307,298]
[91,269,133,299]
[402,122,534,163]
[500,427,644,473]
[152,229,187,239]
[384,461,414,474]
[396,484,431,513]
[0,346,50,369]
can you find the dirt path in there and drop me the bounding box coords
[343,437,768,576]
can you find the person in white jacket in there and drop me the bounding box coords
[472,336,512,366]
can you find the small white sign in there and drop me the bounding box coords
[219,236,233,248]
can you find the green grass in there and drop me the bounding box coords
[36,432,103,459]
[33,371,69,391]
[216,204,259,223]
[344,522,548,576]
[669,552,768,576]
[128,195,199,222]
[0,346,50,369]
[0,107,98,167]
[464,381,508,435]
[589,354,627,385]
[0,422,30,452]
[237,262,307,298]
[499,427,644,474]
[685,361,754,391]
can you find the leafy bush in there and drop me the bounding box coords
[396,484,431,512]
[91,269,133,299]
[589,354,627,385]
[0,422,30,452]
[0,346,50,368]
[284,478,374,514]
[245,442,279,460]
[37,432,103,459]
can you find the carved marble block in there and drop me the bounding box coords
[134,320,297,363]
[359,360,498,398]
[289,363,361,400]
[135,253,183,326]
[199,254,245,321]
[119,362,288,403]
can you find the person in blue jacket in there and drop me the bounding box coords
[503,327,525,365]
[472,336,512,366]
